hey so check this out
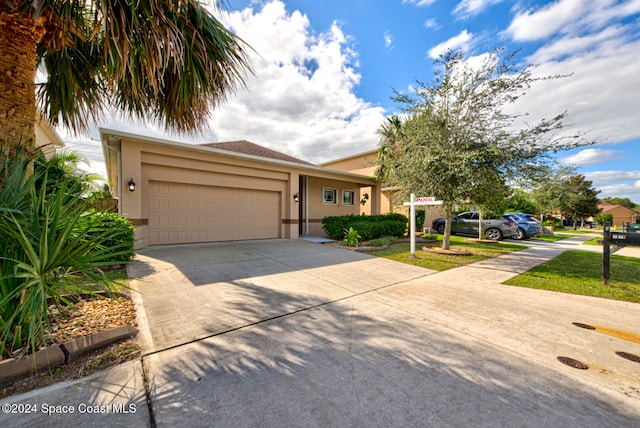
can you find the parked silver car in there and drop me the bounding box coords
[432,211,519,240]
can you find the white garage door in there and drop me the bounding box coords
[148,181,281,245]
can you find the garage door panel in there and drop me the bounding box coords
[148,181,280,245]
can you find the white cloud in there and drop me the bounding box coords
[582,170,640,200]
[424,18,441,30]
[384,31,394,49]
[201,0,385,163]
[62,0,386,173]
[453,0,504,18]
[506,0,586,41]
[559,148,623,166]
[428,30,474,58]
[402,0,437,7]
[507,36,640,150]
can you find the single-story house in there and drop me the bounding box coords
[322,150,445,230]
[598,201,640,228]
[101,129,380,247]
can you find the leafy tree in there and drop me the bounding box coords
[559,174,601,229]
[376,48,591,249]
[0,0,251,154]
[603,197,637,209]
[505,189,538,216]
[531,164,571,220]
[595,212,614,226]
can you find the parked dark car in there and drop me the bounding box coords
[505,212,543,240]
[431,211,518,241]
[562,218,598,229]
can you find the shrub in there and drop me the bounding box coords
[0,151,135,358]
[85,212,136,263]
[343,227,362,247]
[322,213,408,240]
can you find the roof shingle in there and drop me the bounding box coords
[200,140,315,165]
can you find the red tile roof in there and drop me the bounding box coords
[201,140,315,165]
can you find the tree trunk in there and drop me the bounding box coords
[442,204,453,250]
[0,12,42,156]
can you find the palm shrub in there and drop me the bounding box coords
[0,152,134,358]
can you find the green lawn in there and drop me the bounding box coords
[504,250,640,303]
[554,229,600,235]
[369,235,526,271]
[531,234,568,242]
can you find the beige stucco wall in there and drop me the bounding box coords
[322,151,446,231]
[104,132,379,246]
[118,138,299,247]
[302,176,363,236]
[601,204,640,227]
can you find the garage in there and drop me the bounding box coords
[101,129,380,248]
[148,181,281,245]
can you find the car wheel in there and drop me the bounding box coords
[437,224,445,234]
[585,223,592,229]
[485,228,503,241]
[516,228,526,240]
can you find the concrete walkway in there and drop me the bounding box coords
[2,236,639,427]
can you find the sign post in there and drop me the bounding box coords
[403,195,444,258]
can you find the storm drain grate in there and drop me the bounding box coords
[557,356,589,370]
[572,322,596,330]
[615,351,640,363]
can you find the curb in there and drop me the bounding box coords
[0,325,136,389]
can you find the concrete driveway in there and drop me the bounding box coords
[128,239,640,427]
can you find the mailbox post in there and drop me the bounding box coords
[602,222,611,286]
[601,221,640,285]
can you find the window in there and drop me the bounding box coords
[323,187,337,204]
[342,190,355,205]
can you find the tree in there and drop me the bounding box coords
[505,188,538,216]
[0,1,251,154]
[376,48,591,249]
[603,197,637,209]
[531,164,571,221]
[558,174,601,229]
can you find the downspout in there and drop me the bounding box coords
[305,175,309,235]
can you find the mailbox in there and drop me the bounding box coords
[610,232,640,246]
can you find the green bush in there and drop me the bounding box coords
[343,227,362,247]
[415,210,426,232]
[322,213,408,240]
[85,212,136,263]
[0,151,135,358]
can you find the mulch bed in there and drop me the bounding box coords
[0,295,140,399]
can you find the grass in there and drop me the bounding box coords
[369,235,526,271]
[553,229,599,235]
[531,235,569,242]
[504,250,640,303]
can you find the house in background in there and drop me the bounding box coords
[598,201,640,228]
[35,111,63,158]
[101,129,380,248]
[322,150,445,231]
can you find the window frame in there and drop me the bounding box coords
[342,189,356,206]
[322,187,337,205]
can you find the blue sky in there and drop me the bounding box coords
[64,0,640,202]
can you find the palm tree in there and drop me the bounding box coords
[0,0,251,154]
[374,115,404,183]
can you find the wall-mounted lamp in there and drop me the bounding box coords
[293,192,299,203]
[128,178,136,192]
